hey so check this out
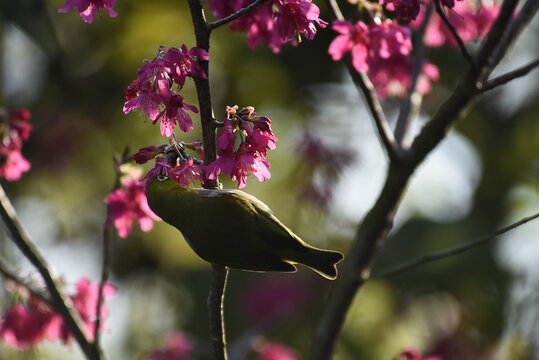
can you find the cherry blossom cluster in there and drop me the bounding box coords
[411,1,500,48]
[206,105,277,189]
[124,46,208,137]
[58,0,117,24]
[105,167,161,238]
[329,19,438,97]
[0,109,32,181]
[206,0,327,53]
[0,278,115,348]
[256,341,298,360]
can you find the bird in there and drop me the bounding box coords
[145,174,344,280]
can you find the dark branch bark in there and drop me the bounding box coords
[0,256,50,304]
[208,264,229,360]
[375,212,539,278]
[207,0,271,30]
[187,2,229,360]
[0,184,102,360]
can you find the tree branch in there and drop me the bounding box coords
[0,256,50,304]
[0,184,102,360]
[375,212,539,278]
[325,0,401,162]
[187,2,229,360]
[207,0,271,30]
[395,4,433,148]
[208,264,229,360]
[434,0,476,70]
[480,58,539,92]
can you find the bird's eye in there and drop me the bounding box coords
[157,175,168,182]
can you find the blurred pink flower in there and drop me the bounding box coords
[0,278,115,348]
[382,0,421,22]
[145,331,193,360]
[0,109,33,181]
[105,172,161,238]
[412,0,500,48]
[244,277,309,323]
[0,146,31,181]
[257,342,298,360]
[58,0,117,24]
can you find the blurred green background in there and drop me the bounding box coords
[0,0,538,359]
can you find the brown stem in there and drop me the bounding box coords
[208,0,271,30]
[480,58,539,92]
[208,264,229,360]
[0,184,101,360]
[434,0,476,70]
[187,2,229,360]
[375,212,539,278]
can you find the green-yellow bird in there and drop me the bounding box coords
[146,174,344,280]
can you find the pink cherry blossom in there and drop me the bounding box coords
[329,20,418,97]
[124,46,206,136]
[58,0,117,24]
[274,0,328,42]
[207,106,276,188]
[145,331,193,360]
[143,156,206,189]
[134,145,167,164]
[328,20,370,72]
[257,342,298,360]
[0,146,31,181]
[0,302,53,348]
[105,172,161,238]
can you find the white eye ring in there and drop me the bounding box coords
[157,174,168,182]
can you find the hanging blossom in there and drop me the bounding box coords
[145,331,193,360]
[0,278,115,348]
[206,106,277,189]
[329,19,438,97]
[0,109,32,181]
[205,0,327,53]
[105,167,161,238]
[412,0,501,48]
[124,45,208,137]
[58,0,117,24]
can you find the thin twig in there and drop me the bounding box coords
[0,184,101,360]
[208,264,229,360]
[0,256,50,304]
[208,0,271,30]
[434,0,476,70]
[480,58,539,92]
[325,0,401,161]
[374,212,539,278]
[395,4,433,147]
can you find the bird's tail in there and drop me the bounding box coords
[293,246,344,280]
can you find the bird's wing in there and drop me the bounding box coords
[194,188,274,214]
